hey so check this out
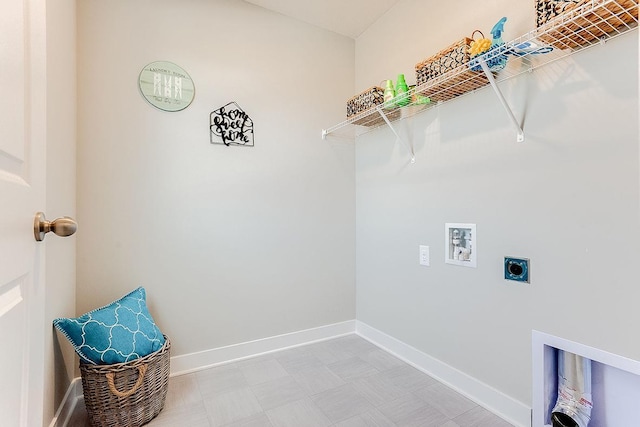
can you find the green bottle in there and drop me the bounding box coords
[383,80,395,108]
[395,74,409,107]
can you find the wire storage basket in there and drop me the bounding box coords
[79,336,171,427]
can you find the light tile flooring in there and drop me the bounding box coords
[67,335,514,427]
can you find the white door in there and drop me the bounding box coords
[0,0,48,425]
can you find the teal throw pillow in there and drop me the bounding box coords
[53,287,165,365]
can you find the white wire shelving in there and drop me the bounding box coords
[321,0,638,163]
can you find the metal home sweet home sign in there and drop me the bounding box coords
[209,102,254,147]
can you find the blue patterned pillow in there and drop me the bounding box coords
[53,287,165,365]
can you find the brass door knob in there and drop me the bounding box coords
[34,212,77,241]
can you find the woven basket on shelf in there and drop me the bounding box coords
[346,86,401,127]
[535,0,638,49]
[347,86,384,118]
[415,37,491,102]
[80,336,171,427]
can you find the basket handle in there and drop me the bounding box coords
[105,364,148,398]
[471,30,485,40]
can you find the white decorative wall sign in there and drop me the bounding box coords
[445,223,476,267]
[210,102,254,147]
[138,61,195,112]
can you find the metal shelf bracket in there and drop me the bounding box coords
[376,106,416,164]
[478,58,525,143]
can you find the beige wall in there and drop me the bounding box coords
[76,0,356,358]
[355,0,638,414]
[45,0,77,423]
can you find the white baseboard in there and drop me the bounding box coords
[48,378,82,427]
[170,320,357,376]
[356,321,531,427]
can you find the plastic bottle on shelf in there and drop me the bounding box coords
[383,80,395,107]
[411,85,431,105]
[489,17,508,71]
[395,74,409,107]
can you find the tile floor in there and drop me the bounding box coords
[67,335,514,427]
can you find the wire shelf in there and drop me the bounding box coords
[322,0,638,141]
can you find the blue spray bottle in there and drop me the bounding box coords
[488,17,508,71]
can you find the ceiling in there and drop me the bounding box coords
[243,0,402,39]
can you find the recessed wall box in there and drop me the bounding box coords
[504,257,529,283]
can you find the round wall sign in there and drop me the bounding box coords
[138,61,195,112]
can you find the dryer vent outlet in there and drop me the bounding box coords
[504,257,530,283]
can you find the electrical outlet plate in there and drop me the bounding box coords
[419,245,430,266]
[504,257,530,283]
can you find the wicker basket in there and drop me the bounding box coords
[80,336,171,427]
[347,86,384,117]
[346,86,401,127]
[535,0,639,49]
[415,37,490,102]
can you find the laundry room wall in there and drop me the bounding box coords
[76,0,355,359]
[354,0,639,421]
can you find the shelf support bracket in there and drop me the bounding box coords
[478,58,525,143]
[376,106,416,164]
